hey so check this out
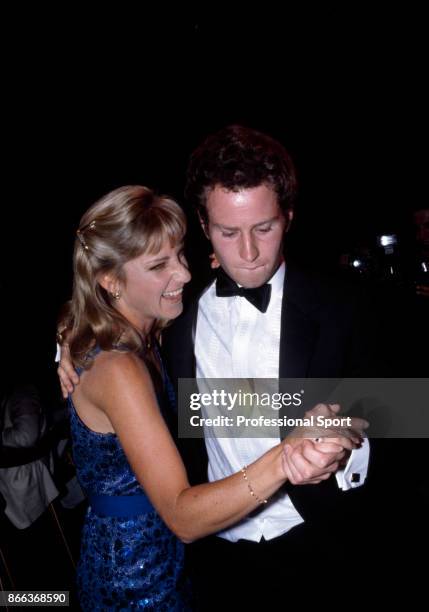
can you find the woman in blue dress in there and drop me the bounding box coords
[58,185,355,610]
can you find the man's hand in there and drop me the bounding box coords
[282,439,344,484]
[281,403,368,485]
[57,343,80,398]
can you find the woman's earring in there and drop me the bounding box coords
[111,289,121,300]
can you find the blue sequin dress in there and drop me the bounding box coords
[68,349,192,611]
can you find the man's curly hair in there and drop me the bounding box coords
[185,125,298,223]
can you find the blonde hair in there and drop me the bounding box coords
[58,185,186,368]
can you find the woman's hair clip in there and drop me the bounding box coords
[76,220,96,251]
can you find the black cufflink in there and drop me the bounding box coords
[351,473,361,483]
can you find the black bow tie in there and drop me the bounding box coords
[215,268,272,313]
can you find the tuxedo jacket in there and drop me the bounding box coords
[162,262,384,526]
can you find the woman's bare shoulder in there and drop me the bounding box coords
[83,350,152,402]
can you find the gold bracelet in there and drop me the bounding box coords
[241,466,268,505]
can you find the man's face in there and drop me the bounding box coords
[203,184,292,288]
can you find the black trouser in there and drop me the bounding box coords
[185,512,425,611]
[185,523,334,611]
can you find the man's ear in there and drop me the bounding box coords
[284,210,294,233]
[197,211,210,240]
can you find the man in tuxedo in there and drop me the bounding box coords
[162,125,379,608]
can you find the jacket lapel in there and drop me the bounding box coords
[162,298,199,382]
[279,263,320,379]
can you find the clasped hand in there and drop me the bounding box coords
[281,403,368,485]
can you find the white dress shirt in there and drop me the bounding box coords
[195,262,369,542]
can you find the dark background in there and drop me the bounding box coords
[0,10,427,599]
[1,11,427,394]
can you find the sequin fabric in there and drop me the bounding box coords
[68,351,192,611]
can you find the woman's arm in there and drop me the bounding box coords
[78,352,348,543]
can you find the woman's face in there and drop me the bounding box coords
[114,239,191,332]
